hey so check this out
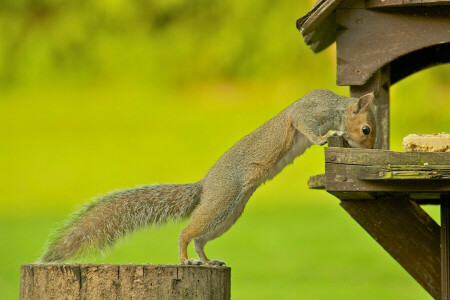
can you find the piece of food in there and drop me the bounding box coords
[402,133,450,152]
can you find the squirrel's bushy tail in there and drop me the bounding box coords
[39,182,202,263]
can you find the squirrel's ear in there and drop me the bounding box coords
[354,92,374,115]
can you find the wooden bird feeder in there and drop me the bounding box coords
[299,1,450,299]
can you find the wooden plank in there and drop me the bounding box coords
[340,198,441,299]
[326,163,450,192]
[442,195,450,300]
[329,191,444,203]
[350,66,390,149]
[325,147,450,165]
[358,165,450,180]
[330,191,444,204]
[367,0,450,8]
[336,7,450,85]
[308,174,326,189]
[20,264,231,300]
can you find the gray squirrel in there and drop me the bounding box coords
[39,89,376,265]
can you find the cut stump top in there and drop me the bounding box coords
[20,264,231,300]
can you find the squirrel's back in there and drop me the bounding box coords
[205,105,310,188]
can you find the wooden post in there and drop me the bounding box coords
[442,195,450,300]
[20,264,231,300]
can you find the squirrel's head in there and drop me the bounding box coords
[345,93,376,149]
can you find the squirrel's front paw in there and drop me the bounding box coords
[181,258,202,265]
[327,130,347,138]
[205,259,226,266]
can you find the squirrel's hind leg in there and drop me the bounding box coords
[194,238,225,266]
[178,205,229,266]
[192,188,255,266]
[178,199,229,265]
[179,186,251,266]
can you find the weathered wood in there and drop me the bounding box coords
[329,191,444,204]
[340,197,442,299]
[411,192,441,202]
[296,0,343,52]
[325,147,450,165]
[336,7,450,86]
[297,3,450,297]
[297,0,343,35]
[327,136,350,148]
[357,165,450,180]
[308,174,326,189]
[326,164,450,192]
[367,0,450,8]
[324,147,450,192]
[20,264,231,300]
[442,195,450,300]
[350,66,390,149]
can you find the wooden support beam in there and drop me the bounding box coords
[442,195,450,300]
[350,66,390,149]
[20,264,231,300]
[340,197,442,299]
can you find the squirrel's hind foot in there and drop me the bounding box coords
[181,258,202,265]
[205,259,226,266]
[179,258,225,266]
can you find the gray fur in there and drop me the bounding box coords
[40,183,202,262]
[39,89,375,264]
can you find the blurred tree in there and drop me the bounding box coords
[0,0,315,88]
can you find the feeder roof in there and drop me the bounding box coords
[296,0,343,53]
[297,0,450,53]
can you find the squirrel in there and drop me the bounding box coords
[39,89,376,265]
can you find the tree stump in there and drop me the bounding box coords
[20,264,231,300]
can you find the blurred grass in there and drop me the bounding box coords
[0,203,440,300]
[0,0,449,299]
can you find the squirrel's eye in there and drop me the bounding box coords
[362,125,370,135]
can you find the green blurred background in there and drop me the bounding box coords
[1,0,449,299]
